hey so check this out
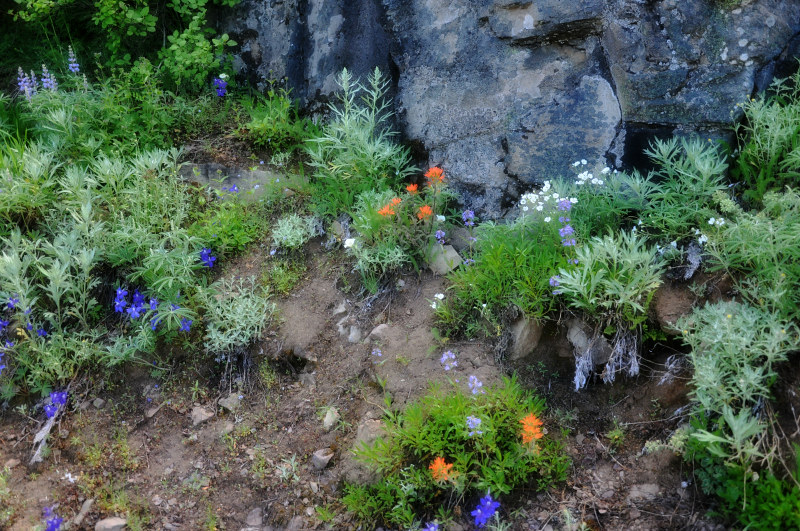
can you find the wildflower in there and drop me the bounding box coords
[462,209,475,226]
[41,64,57,91]
[561,238,576,247]
[126,304,142,319]
[114,296,127,313]
[213,77,228,97]
[549,275,560,287]
[406,183,418,194]
[471,493,500,528]
[418,205,433,220]
[435,229,446,244]
[343,238,355,248]
[520,413,544,444]
[559,225,575,238]
[67,46,80,73]
[377,204,395,216]
[463,258,476,266]
[544,216,551,223]
[200,248,217,268]
[150,298,158,311]
[44,404,59,418]
[372,347,382,359]
[37,328,48,337]
[0,319,8,331]
[429,456,454,482]
[51,390,67,406]
[422,522,440,531]
[43,507,63,531]
[390,197,402,206]
[150,317,160,331]
[468,375,485,395]
[580,159,587,165]
[557,198,572,211]
[425,166,445,185]
[7,295,19,310]
[440,350,457,371]
[179,318,192,332]
[132,289,144,307]
[466,415,483,437]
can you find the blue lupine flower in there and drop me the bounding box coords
[213,77,228,97]
[471,493,500,528]
[26,322,33,331]
[7,295,19,310]
[37,328,47,337]
[115,287,128,299]
[44,404,59,418]
[3,340,13,348]
[0,319,9,331]
[150,298,158,311]
[559,225,575,238]
[150,316,160,331]
[67,46,80,73]
[132,289,145,306]
[114,298,127,313]
[422,522,440,531]
[468,375,485,395]
[17,68,37,100]
[45,514,64,531]
[41,64,57,91]
[561,238,576,247]
[557,198,572,211]
[558,216,570,224]
[463,258,476,266]
[435,230,446,244]
[466,415,483,437]
[179,318,192,332]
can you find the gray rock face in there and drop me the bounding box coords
[220,0,800,217]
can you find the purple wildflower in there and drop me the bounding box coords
[468,375,485,395]
[200,248,217,268]
[51,390,68,406]
[471,493,501,528]
[435,229,446,245]
[557,198,572,211]
[422,523,440,531]
[44,404,59,418]
[179,318,192,332]
[126,304,142,319]
[0,319,8,331]
[7,295,19,310]
[466,415,483,437]
[37,328,47,337]
[558,225,575,238]
[463,258,476,266]
[549,275,560,287]
[213,77,228,97]
[440,351,457,371]
[462,210,475,227]
[67,46,80,73]
[132,289,145,307]
[149,298,158,311]
[41,64,57,91]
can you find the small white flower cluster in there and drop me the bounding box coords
[694,228,708,245]
[572,159,613,186]
[519,180,577,217]
[430,292,445,309]
[343,238,356,248]
[708,217,726,227]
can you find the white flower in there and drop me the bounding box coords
[64,472,78,483]
[434,293,445,300]
[698,234,708,245]
[436,214,445,222]
[219,73,229,80]
[343,238,355,248]
[430,301,438,309]
[552,193,559,199]
[572,161,580,167]
[522,206,529,212]
[535,205,543,211]
[708,217,716,225]
[580,159,587,165]
[542,181,551,192]
[601,167,611,174]
[570,197,578,203]
[670,240,677,248]
[544,216,551,223]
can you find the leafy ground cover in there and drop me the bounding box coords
[0,40,799,530]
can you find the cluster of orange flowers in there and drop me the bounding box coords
[425,166,445,186]
[417,205,433,220]
[520,413,544,444]
[428,456,454,482]
[377,197,402,216]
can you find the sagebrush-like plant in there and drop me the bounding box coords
[271,213,317,250]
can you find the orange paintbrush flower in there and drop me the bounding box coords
[391,197,402,206]
[378,204,395,216]
[520,413,544,444]
[417,205,433,220]
[406,183,418,194]
[428,456,453,482]
[425,166,444,185]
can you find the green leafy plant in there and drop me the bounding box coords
[306,67,415,218]
[342,376,569,527]
[240,88,319,153]
[189,197,267,257]
[271,213,317,250]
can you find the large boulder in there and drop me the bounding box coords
[219,0,800,218]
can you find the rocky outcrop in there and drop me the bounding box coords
[219,0,800,218]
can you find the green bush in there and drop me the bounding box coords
[733,67,800,205]
[240,88,319,153]
[343,376,569,528]
[306,67,415,218]
[271,213,317,251]
[189,198,267,257]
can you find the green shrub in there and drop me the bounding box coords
[271,213,317,250]
[640,137,729,241]
[706,188,800,320]
[189,197,267,257]
[306,67,415,218]
[240,88,319,153]
[733,67,800,205]
[196,277,275,354]
[343,376,569,528]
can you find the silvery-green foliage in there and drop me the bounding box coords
[272,213,317,250]
[350,239,409,276]
[199,277,276,353]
